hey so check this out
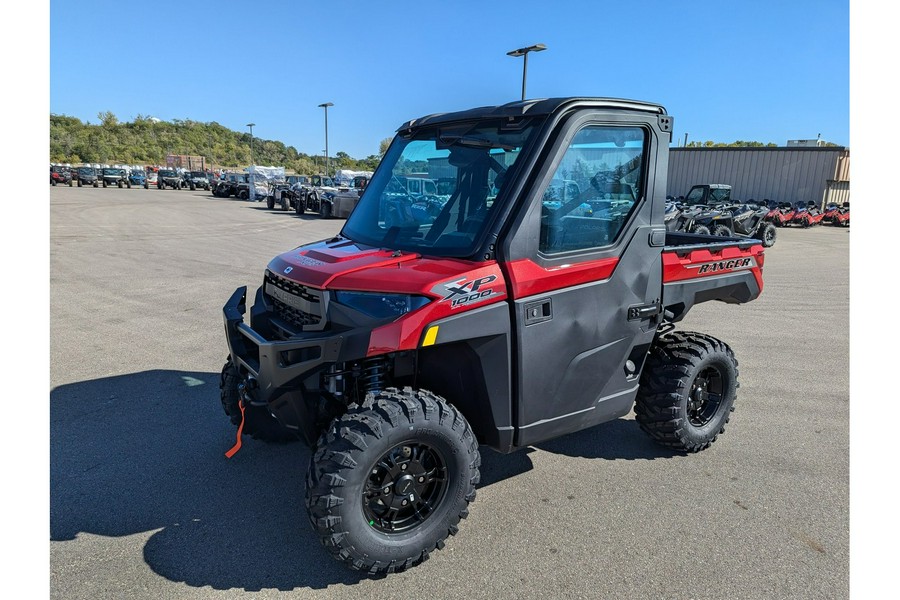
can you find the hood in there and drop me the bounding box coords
[267,237,484,296]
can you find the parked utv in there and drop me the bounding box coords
[184,171,212,191]
[74,167,99,187]
[157,169,185,190]
[294,175,339,216]
[213,172,250,198]
[50,165,73,186]
[220,97,765,575]
[129,170,147,188]
[101,168,131,188]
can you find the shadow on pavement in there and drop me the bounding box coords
[51,371,671,591]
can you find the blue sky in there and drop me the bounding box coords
[48,0,849,159]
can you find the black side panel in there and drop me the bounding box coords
[662,271,761,322]
[416,302,513,451]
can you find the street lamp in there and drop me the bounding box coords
[506,43,547,101]
[318,102,333,176]
[246,122,255,165]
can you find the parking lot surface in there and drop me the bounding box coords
[50,186,849,599]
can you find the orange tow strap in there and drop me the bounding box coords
[225,400,246,458]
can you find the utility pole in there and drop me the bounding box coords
[318,103,333,176]
[506,44,547,101]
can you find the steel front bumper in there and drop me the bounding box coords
[223,286,345,408]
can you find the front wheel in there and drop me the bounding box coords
[266,195,275,210]
[757,222,777,247]
[68,180,73,187]
[635,331,738,453]
[306,387,480,574]
[320,201,332,219]
[295,196,305,214]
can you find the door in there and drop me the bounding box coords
[501,114,666,447]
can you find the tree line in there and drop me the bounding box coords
[50,112,390,174]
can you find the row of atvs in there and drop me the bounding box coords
[664,199,850,248]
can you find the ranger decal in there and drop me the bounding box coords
[688,257,756,274]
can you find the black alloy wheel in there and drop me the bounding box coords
[306,387,480,574]
[686,365,725,427]
[363,442,449,534]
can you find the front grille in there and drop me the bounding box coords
[264,270,325,331]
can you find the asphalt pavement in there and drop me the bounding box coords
[49,186,849,599]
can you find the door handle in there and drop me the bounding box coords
[524,299,552,325]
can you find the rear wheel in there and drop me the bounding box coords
[78,180,83,187]
[51,179,57,186]
[757,222,777,247]
[219,358,299,443]
[692,224,711,236]
[635,331,738,453]
[306,387,480,574]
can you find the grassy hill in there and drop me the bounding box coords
[49,112,381,173]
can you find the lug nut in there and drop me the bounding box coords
[418,476,425,483]
[384,487,391,494]
[401,499,408,506]
[401,464,407,471]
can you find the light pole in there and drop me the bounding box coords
[318,102,333,176]
[507,43,546,101]
[246,122,255,165]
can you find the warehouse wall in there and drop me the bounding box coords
[667,148,849,207]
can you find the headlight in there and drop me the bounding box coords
[333,291,430,319]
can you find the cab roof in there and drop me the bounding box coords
[397,97,667,132]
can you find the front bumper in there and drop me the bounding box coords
[223,285,347,403]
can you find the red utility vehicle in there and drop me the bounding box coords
[220,97,765,574]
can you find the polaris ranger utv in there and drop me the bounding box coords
[220,97,765,574]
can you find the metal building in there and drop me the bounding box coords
[667,147,850,208]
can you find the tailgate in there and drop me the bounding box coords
[661,235,764,322]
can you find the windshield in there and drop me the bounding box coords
[78,167,94,175]
[342,118,540,257]
[190,171,206,178]
[159,170,177,177]
[103,168,124,176]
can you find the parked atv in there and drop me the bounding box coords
[724,202,777,247]
[822,202,841,225]
[769,202,798,227]
[832,202,850,227]
[791,202,825,228]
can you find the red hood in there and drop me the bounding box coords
[268,238,486,297]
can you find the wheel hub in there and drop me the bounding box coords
[363,443,448,533]
[687,367,724,427]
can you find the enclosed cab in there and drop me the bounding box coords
[220,97,764,575]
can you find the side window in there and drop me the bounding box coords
[540,125,646,254]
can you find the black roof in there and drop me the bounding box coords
[397,97,667,132]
